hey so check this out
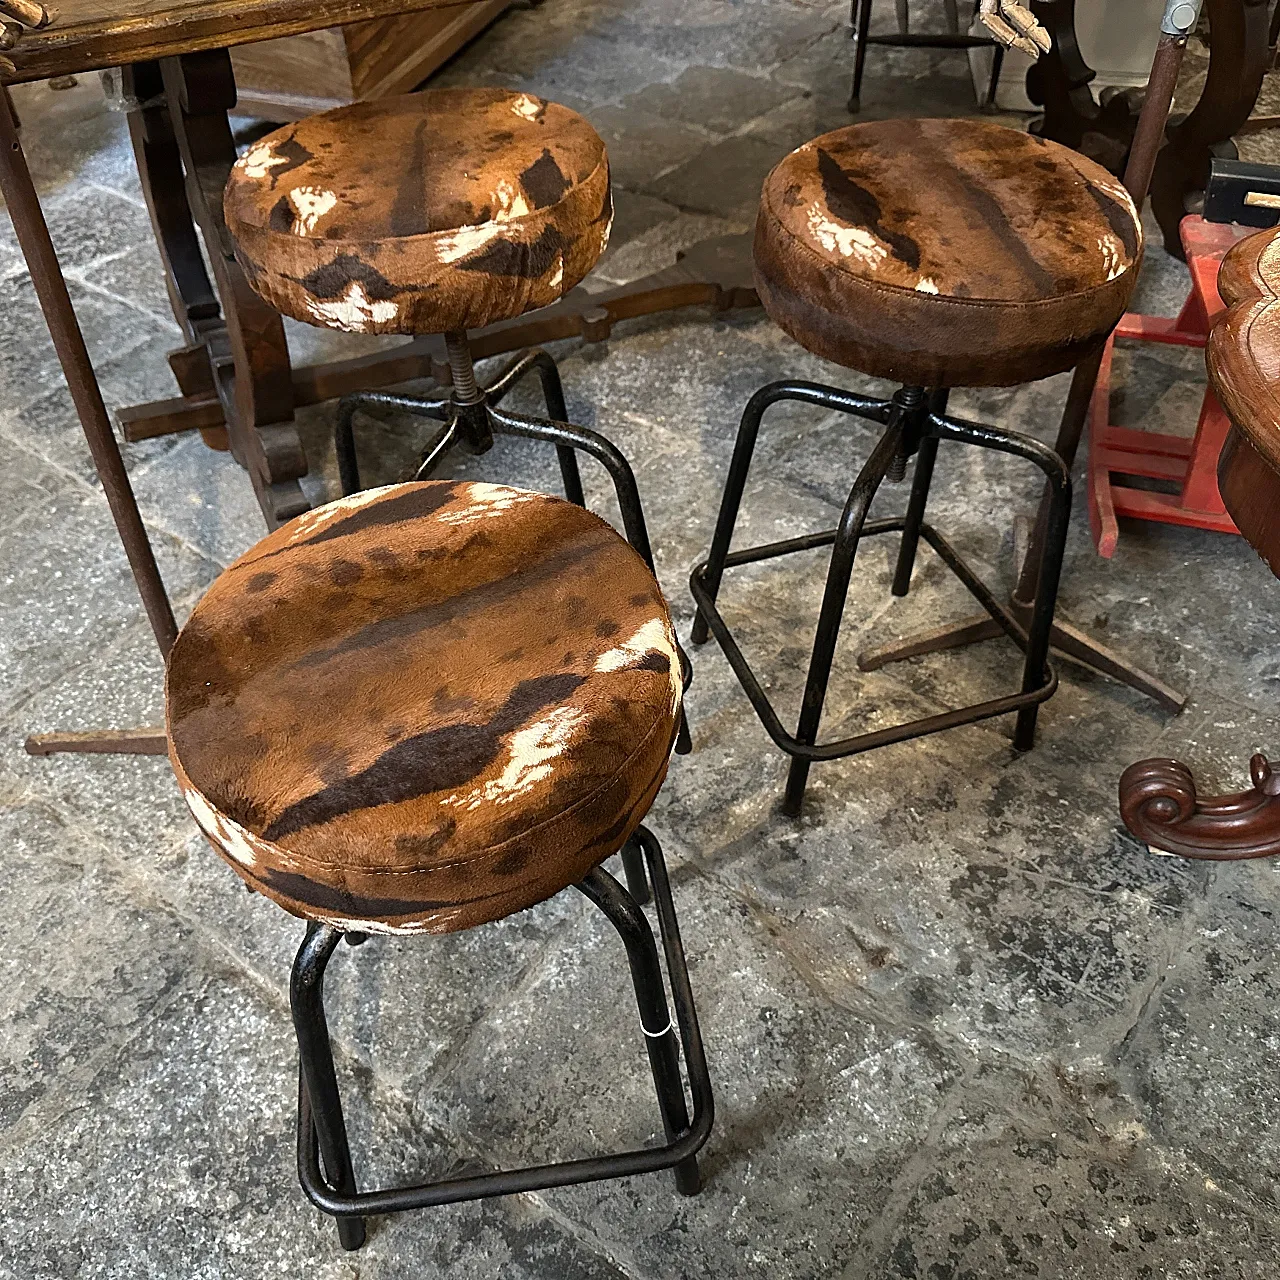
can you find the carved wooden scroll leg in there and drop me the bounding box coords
[1119,753,1280,860]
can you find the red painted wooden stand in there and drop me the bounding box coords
[1088,215,1248,557]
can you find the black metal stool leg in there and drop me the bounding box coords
[1011,449,1071,751]
[291,922,366,1251]
[692,385,783,647]
[850,0,875,111]
[927,408,1072,752]
[891,389,948,597]
[335,390,452,497]
[986,40,1005,107]
[692,381,891,647]
[484,348,585,506]
[578,867,701,1196]
[784,419,905,816]
[619,834,651,905]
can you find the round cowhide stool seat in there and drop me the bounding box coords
[165,480,711,1247]
[167,480,680,935]
[223,87,611,336]
[692,117,1143,815]
[754,117,1142,388]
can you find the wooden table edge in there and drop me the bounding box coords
[2,0,476,84]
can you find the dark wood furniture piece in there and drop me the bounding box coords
[1029,0,1273,257]
[689,116,1143,815]
[1120,222,1280,861]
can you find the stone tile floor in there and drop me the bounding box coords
[3,1,1280,1276]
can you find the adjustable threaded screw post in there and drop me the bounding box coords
[886,385,927,482]
[444,329,482,404]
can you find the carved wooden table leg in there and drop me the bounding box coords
[121,59,229,450]
[1120,754,1280,859]
[1027,0,1141,170]
[158,49,308,527]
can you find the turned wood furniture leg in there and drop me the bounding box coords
[123,60,229,451]
[158,49,308,527]
[1028,0,1101,153]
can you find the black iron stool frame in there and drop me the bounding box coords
[689,382,1071,817]
[336,329,693,755]
[292,826,713,1251]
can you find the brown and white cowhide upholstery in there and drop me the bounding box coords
[754,118,1143,388]
[223,88,612,336]
[165,481,681,935]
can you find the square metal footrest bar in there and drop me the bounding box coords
[690,518,1059,764]
[292,830,712,1242]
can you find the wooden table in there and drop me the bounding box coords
[7,0,754,534]
[2,0,757,756]
[1119,222,1280,861]
[2,0,760,760]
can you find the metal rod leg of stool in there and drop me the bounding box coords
[486,349,585,506]
[578,867,700,1196]
[336,390,452,497]
[1011,442,1073,750]
[784,420,904,815]
[291,923,366,1251]
[850,0,875,111]
[891,389,948,597]
[692,381,891,647]
[619,835,651,905]
[927,409,1073,751]
[692,385,778,646]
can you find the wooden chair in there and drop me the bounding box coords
[850,0,1003,111]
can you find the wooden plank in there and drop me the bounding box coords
[3,0,473,84]
[227,0,513,122]
[346,0,512,99]
[229,27,352,120]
